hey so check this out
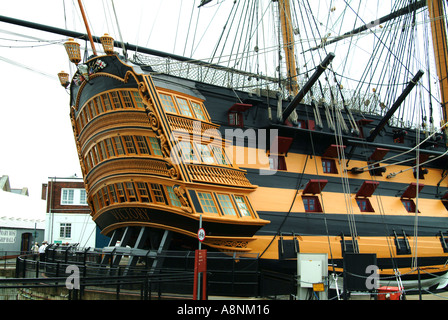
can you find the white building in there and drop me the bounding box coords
[42,177,109,249]
[0,176,45,253]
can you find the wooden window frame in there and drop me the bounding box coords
[190,101,207,121]
[269,154,287,171]
[150,183,166,204]
[105,138,115,157]
[216,193,238,216]
[116,183,126,202]
[302,195,322,213]
[113,136,125,155]
[131,91,145,109]
[123,135,137,154]
[98,140,108,161]
[102,93,113,111]
[94,96,104,113]
[108,185,118,204]
[110,91,123,109]
[322,158,338,174]
[197,192,219,214]
[120,91,134,108]
[159,93,178,113]
[228,112,243,127]
[176,97,193,117]
[166,186,182,208]
[234,195,252,217]
[136,182,150,203]
[211,145,230,166]
[196,143,214,164]
[148,136,163,156]
[124,182,137,202]
[401,199,418,213]
[356,198,374,212]
[178,141,198,162]
[135,136,150,155]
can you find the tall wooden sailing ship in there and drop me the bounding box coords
[4,0,448,294]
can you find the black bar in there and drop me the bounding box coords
[0,15,278,83]
[366,69,424,142]
[282,52,335,123]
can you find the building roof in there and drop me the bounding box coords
[0,190,45,229]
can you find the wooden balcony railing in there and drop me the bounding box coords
[166,114,221,137]
[186,164,254,188]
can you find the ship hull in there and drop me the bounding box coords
[68,54,448,291]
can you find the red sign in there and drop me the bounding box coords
[193,249,207,300]
[195,249,207,273]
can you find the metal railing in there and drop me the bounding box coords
[1,244,276,300]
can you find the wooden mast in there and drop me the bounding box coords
[77,0,97,56]
[427,0,448,138]
[277,0,298,95]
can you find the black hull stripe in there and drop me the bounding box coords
[256,211,448,237]
[244,168,448,200]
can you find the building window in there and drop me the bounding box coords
[302,196,322,212]
[80,190,87,205]
[61,189,87,205]
[60,223,71,238]
[217,194,237,216]
[166,186,182,207]
[123,136,137,154]
[61,189,74,205]
[401,199,417,213]
[322,159,338,174]
[197,192,219,214]
[235,196,251,217]
[356,198,374,212]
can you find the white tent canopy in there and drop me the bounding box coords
[0,190,45,229]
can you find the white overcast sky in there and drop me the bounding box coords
[0,0,442,201]
[0,0,220,200]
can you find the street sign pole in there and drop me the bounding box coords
[193,214,208,300]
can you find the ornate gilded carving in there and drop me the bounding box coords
[173,185,192,213]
